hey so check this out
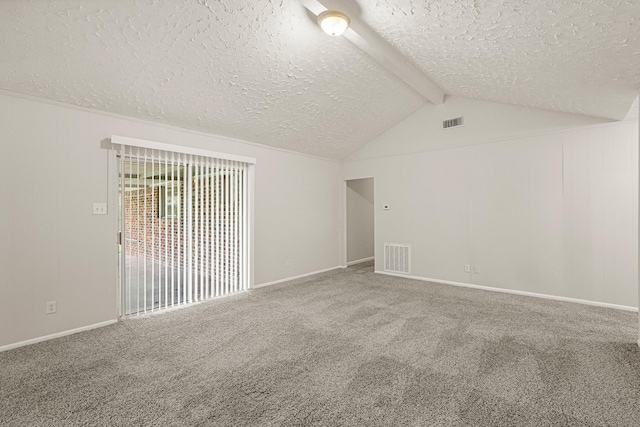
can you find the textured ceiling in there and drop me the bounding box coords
[624,96,639,120]
[0,0,638,160]
[358,0,640,121]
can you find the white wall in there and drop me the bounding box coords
[344,98,638,309]
[0,92,342,349]
[346,96,610,161]
[346,178,374,263]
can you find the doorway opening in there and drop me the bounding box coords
[345,178,375,268]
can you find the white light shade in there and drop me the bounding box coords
[318,11,350,36]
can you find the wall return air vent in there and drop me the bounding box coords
[443,116,464,129]
[384,243,411,274]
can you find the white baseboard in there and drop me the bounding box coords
[347,257,374,266]
[0,319,118,353]
[253,266,342,289]
[375,271,639,312]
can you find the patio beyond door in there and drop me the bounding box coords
[117,144,250,316]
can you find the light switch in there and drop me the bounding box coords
[93,203,107,215]
[382,204,391,210]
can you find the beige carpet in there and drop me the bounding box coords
[1,261,639,426]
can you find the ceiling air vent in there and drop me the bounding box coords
[443,116,464,129]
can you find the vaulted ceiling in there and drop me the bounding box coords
[1,0,638,160]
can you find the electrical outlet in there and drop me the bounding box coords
[464,264,470,273]
[46,301,57,314]
[473,265,480,274]
[285,259,291,268]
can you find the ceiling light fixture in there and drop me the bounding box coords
[317,10,350,36]
[300,0,444,104]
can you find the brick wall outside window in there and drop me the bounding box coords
[124,177,241,277]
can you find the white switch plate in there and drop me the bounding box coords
[473,265,480,274]
[383,204,391,210]
[92,203,107,215]
[464,265,471,273]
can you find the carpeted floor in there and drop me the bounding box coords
[1,261,639,426]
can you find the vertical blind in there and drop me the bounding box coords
[117,144,250,316]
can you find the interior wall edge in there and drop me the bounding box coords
[345,118,639,164]
[637,98,640,345]
[375,271,639,312]
[347,257,375,266]
[0,320,118,354]
[253,265,343,289]
[0,89,339,164]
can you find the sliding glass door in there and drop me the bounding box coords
[117,145,250,316]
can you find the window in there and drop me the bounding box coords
[159,184,180,219]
